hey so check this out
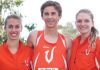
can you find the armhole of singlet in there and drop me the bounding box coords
[35,30,43,47]
[59,34,68,49]
[95,37,100,69]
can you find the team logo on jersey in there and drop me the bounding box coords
[23,57,31,67]
[44,46,56,63]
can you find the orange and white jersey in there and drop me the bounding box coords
[32,31,68,70]
[0,41,33,70]
[69,35,100,70]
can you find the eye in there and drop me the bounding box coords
[44,12,49,16]
[84,19,90,23]
[51,12,56,15]
[8,25,13,29]
[76,19,82,23]
[15,25,20,29]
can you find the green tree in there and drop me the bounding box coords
[58,22,77,38]
[0,0,23,24]
[21,22,36,43]
[25,22,36,32]
[0,0,23,44]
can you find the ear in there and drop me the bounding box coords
[59,16,61,19]
[92,21,94,27]
[4,26,7,32]
[75,21,77,25]
[21,25,23,32]
[42,17,44,20]
[41,15,44,19]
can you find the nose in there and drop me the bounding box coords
[81,21,86,25]
[12,27,16,32]
[48,14,52,18]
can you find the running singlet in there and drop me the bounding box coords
[0,41,33,70]
[69,36,100,70]
[32,31,68,70]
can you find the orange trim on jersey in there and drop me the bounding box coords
[69,35,100,70]
[0,41,33,70]
[32,30,68,70]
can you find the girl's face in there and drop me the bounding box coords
[5,18,22,40]
[76,12,93,35]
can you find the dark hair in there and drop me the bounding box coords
[4,15,21,28]
[76,9,98,47]
[40,0,62,17]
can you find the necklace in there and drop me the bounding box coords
[85,48,90,55]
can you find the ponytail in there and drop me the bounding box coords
[89,27,98,47]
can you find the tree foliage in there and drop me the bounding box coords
[25,23,36,32]
[58,22,77,38]
[0,0,23,44]
[0,0,23,24]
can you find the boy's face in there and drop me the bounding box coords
[42,6,61,28]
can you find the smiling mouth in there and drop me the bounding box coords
[80,27,86,29]
[10,33,18,37]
